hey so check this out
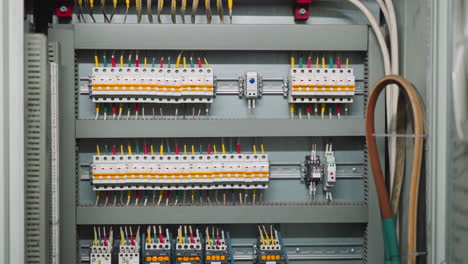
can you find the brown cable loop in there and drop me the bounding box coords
[365,75,425,264]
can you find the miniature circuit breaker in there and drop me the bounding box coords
[91,153,270,192]
[323,144,336,202]
[256,226,286,264]
[143,226,171,264]
[175,226,203,264]
[90,67,215,104]
[303,144,323,201]
[118,227,141,264]
[288,67,355,105]
[205,228,230,264]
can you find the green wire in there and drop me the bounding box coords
[167,57,171,68]
[166,144,171,154]
[136,145,140,154]
[229,144,233,154]
[329,106,333,114]
[299,57,303,68]
[329,57,333,68]
[103,56,108,67]
[128,57,132,67]
[298,105,302,115]
[190,57,195,68]
[152,57,156,68]
[104,145,109,155]
[199,144,203,154]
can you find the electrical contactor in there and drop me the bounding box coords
[256,226,286,264]
[91,153,270,192]
[175,225,203,264]
[90,67,215,104]
[118,226,141,264]
[90,227,114,264]
[143,226,171,264]
[205,227,230,264]
[303,144,323,201]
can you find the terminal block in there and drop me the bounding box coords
[90,227,113,264]
[323,144,336,202]
[91,153,270,192]
[256,226,286,264]
[118,226,141,264]
[288,67,355,105]
[303,144,323,201]
[90,67,215,104]
[205,227,229,264]
[143,226,171,264]
[175,225,203,264]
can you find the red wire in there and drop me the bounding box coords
[190,232,195,243]
[166,191,171,200]
[135,103,139,112]
[112,103,117,115]
[306,104,311,114]
[135,59,140,67]
[175,145,179,155]
[197,58,202,68]
[112,145,117,155]
[216,234,221,245]
[307,57,312,68]
[159,233,164,243]
[237,144,241,154]
[143,145,148,154]
[135,190,140,199]
[160,58,164,68]
[111,56,116,67]
[207,145,211,154]
[130,234,135,245]
[336,104,341,114]
[104,233,108,246]
[337,57,341,69]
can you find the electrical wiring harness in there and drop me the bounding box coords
[365,75,425,264]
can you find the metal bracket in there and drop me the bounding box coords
[282,77,289,97]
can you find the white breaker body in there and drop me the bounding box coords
[91,154,270,191]
[288,68,355,104]
[90,67,215,104]
[119,244,140,264]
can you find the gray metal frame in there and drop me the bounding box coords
[49,23,385,264]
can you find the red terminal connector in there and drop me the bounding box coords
[56,1,72,18]
[295,0,312,20]
[175,145,180,155]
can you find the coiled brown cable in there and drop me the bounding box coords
[365,75,425,264]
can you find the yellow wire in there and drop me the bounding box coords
[119,103,123,113]
[253,145,257,154]
[94,228,98,246]
[290,56,295,68]
[78,0,83,6]
[259,228,265,245]
[90,0,95,8]
[175,55,181,68]
[128,145,133,155]
[159,190,163,201]
[150,145,155,155]
[321,103,326,114]
[290,104,295,114]
[191,145,195,155]
[206,230,211,245]
[346,58,349,69]
[221,144,226,154]
[204,58,210,68]
[113,0,117,8]
[183,57,187,68]
[120,231,125,245]
[178,228,183,243]
[172,0,176,9]
[315,57,319,68]
[160,0,164,8]
[160,144,164,155]
[96,145,101,155]
[228,0,233,9]
[147,228,152,243]
[184,144,187,155]
[120,56,124,67]
[95,103,100,114]
[126,0,130,8]
[213,145,217,154]
[260,144,265,154]
[135,0,140,8]
[120,145,124,155]
[144,57,147,68]
[94,55,99,67]
[322,57,326,68]
[127,190,131,202]
[182,0,187,9]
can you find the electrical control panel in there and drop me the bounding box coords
[90,67,215,104]
[91,153,270,191]
[143,226,172,264]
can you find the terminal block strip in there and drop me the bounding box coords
[90,67,215,104]
[288,68,355,104]
[91,154,270,191]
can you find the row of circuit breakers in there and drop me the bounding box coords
[90,225,287,264]
[89,58,356,117]
[91,144,337,201]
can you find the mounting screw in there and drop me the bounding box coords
[352,167,357,173]
[298,8,307,15]
[59,6,68,13]
[296,248,301,253]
